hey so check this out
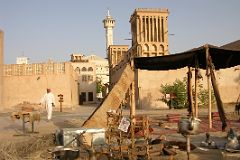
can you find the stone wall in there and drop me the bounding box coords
[2,62,79,109]
[138,66,240,109]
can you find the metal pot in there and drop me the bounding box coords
[178,117,201,135]
[52,146,79,160]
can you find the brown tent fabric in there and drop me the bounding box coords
[134,45,240,70]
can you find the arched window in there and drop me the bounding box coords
[82,67,87,71]
[159,45,164,53]
[152,44,157,52]
[143,44,149,52]
[88,67,93,71]
[75,67,80,74]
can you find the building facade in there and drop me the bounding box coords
[16,56,29,64]
[2,61,79,108]
[108,45,129,88]
[130,8,169,57]
[108,45,129,68]
[70,54,109,104]
[109,8,170,88]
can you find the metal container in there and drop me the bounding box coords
[59,128,105,148]
[52,147,79,160]
[178,117,200,135]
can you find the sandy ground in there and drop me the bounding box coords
[0,103,239,159]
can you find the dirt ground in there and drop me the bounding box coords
[0,103,239,159]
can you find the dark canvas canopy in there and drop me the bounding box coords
[134,45,240,70]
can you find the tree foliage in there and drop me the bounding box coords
[160,78,187,109]
[96,79,103,93]
[160,77,215,109]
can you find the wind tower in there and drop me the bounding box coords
[103,9,115,59]
[130,8,169,57]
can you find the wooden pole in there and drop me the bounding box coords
[186,135,190,160]
[194,68,199,118]
[60,101,62,112]
[187,67,194,116]
[130,59,136,120]
[130,59,136,160]
[208,55,227,131]
[130,82,136,118]
[205,45,212,129]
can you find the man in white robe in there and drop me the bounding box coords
[40,88,55,121]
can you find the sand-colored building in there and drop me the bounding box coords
[1,38,109,109]
[1,52,110,108]
[108,45,129,89]
[109,8,170,104]
[129,8,170,57]
[2,60,79,109]
[93,55,109,86]
[16,56,29,64]
[70,54,109,104]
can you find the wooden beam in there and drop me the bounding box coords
[205,45,212,129]
[208,54,227,131]
[130,82,136,119]
[187,66,194,116]
[194,68,199,118]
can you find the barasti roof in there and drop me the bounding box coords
[134,44,240,70]
[220,39,240,51]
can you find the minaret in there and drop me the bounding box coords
[103,10,115,59]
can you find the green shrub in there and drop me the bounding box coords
[160,77,215,109]
[197,84,215,107]
[96,79,103,93]
[160,78,187,109]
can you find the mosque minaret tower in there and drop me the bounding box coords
[103,10,115,59]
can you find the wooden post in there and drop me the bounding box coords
[130,58,136,122]
[187,67,194,116]
[130,58,136,160]
[58,94,63,112]
[60,102,63,112]
[130,82,136,160]
[208,55,227,131]
[22,114,26,134]
[186,135,190,160]
[131,84,136,118]
[31,121,34,133]
[194,68,199,118]
[205,45,212,129]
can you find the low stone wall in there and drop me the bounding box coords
[138,66,240,109]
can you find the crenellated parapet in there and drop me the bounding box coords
[3,62,66,76]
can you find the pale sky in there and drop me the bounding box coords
[0,0,240,64]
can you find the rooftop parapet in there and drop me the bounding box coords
[135,8,169,12]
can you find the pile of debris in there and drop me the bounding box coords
[0,134,54,160]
